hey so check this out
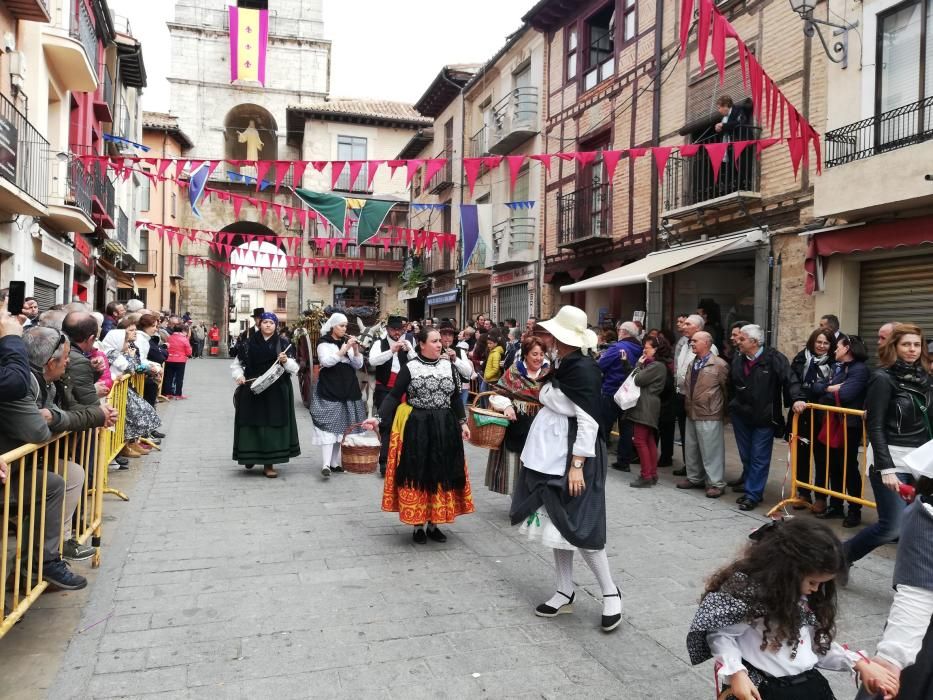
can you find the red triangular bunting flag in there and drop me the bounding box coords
[711,13,727,85]
[602,150,624,183]
[529,153,552,174]
[787,136,806,180]
[292,161,308,186]
[679,144,701,157]
[573,151,598,168]
[697,0,713,74]
[311,161,328,173]
[652,147,673,182]
[482,156,503,171]
[255,161,272,191]
[232,195,244,219]
[330,161,347,190]
[463,158,483,197]
[628,147,648,161]
[157,158,172,179]
[731,141,753,165]
[273,161,291,193]
[387,160,406,177]
[347,160,365,190]
[704,142,730,183]
[366,160,384,190]
[506,155,525,195]
[405,159,422,188]
[679,0,695,58]
[422,158,446,187]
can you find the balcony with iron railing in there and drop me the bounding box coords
[0,92,49,216]
[94,68,114,123]
[469,126,488,159]
[489,88,540,155]
[92,166,115,229]
[68,0,98,74]
[491,216,536,268]
[558,180,612,248]
[44,157,94,233]
[660,125,762,220]
[425,149,454,193]
[41,0,97,92]
[424,246,455,275]
[116,207,128,248]
[816,96,933,219]
[6,0,50,22]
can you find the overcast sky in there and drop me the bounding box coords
[108,0,531,112]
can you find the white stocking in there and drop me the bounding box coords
[581,548,621,616]
[321,444,333,467]
[331,442,342,467]
[542,548,575,609]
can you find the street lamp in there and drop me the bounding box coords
[788,0,858,69]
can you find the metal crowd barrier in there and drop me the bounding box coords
[768,403,876,516]
[0,372,143,638]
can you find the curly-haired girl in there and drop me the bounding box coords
[686,518,898,699]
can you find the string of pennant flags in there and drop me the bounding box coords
[185,255,366,280]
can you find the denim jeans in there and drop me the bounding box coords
[730,412,775,504]
[844,471,913,564]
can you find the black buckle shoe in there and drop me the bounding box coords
[426,526,447,543]
[413,527,427,544]
[535,591,574,618]
[601,587,623,632]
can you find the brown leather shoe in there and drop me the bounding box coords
[676,479,705,489]
[263,465,278,478]
[705,486,724,498]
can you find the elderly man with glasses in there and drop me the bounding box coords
[0,327,118,589]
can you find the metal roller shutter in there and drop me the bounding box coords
[32,278,58,312]
[858,256,933,364]
[497,283,528,327]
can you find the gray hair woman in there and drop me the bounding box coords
[509,306,623,633]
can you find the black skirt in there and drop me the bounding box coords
[395,408,465,492]
[509,417,608,550]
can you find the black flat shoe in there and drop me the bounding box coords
[816,506,845,520]
[611,462,631,472]
[413,527,427,544]
[331,465,345,473]
[244,464,254,470]
[151,430,166,439]
[657,458,673,467]
[426,526,447,543]
[843,510,862,528]
[601,587,623,632]
[736,497,758,511]
[535,591,574,618]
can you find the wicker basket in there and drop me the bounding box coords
[340,422,381,474]
[467,391,509,450]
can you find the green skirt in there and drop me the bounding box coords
[232,382,301,465]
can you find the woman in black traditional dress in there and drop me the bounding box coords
[510,306,623,633]
[231,312,300,478]
[362,327,474,544]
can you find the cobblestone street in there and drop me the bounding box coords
[2,359,898,699]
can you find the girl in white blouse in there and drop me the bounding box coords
[686,518,897,700]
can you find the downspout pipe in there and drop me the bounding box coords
[647,0,664,327]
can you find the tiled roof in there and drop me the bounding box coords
[288,99,431,126]
[261,268,288,291]
[141,112,193,148]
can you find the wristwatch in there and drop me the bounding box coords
[571,459,584,469]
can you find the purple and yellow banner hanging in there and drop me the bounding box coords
[229,6,268,85]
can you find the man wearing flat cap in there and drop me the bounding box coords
[367,315,413,476]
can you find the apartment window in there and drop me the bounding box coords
[513,165,531,203]
[583,4,616,91]
[138,172,151,211]
[276,294,286,311]
[566,26,578,80]
[876,0,933,132]
[240,294,250,312]
[621,0,637,43]
[139,229,149,267]
[335,135,368,191]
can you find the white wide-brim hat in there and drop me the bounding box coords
[539,306,598,350]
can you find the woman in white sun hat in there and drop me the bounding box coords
[509,305,623,633]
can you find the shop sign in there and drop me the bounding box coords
[40,233,74,266]
[426,289,459,307]
[0,115,17,185]
[397,287,419,301]
[491,263,535,286]
[73,234,94,275]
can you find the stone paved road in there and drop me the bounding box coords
[2,358,898,699]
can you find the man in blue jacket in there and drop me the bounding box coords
[598,321,643,471]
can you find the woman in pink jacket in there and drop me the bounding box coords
[164,323,192,399]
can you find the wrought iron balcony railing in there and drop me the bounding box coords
[558,181,612,247]
[489,87,539,154]
[333,163,372,193]
[661,125,761,215]
[69,0,97,68]
[469,126,488,158]
[824,96,933,168]
[425,148,454,193]
[0,92,49,207]
[491,216,536,266]
[116,207,128,247]
[66,157,93,218]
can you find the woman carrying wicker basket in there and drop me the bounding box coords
[310,312,366,479]
[509,306,624,633]
[361,327,474,544]
[485,335,550,495]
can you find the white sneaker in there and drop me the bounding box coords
[321,465,331,479]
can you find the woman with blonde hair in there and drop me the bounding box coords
[845,323,933,566]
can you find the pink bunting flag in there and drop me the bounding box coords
[347,160,366,190]
[602,150,624,183]
[405,159,423,188]
[206,160,222,181]
[331,161,347,190]
[366,160,384,190]
[697,0,713,74]
[422,158,447,187]
[703,142,730,183]
[737,41,748,90]
[157,158,172,179]
[679,144,701,157]
[506,155,526,195]
[529,153,553,174]
[232,195,244,219]
[711,13,727,85]
[310,161,328,173]
[628,147,648,161]
[573,151,598,168]
[808,125,823,175]
[292,161,308,187]
[387,160,406,178]
[731,141,753,165]
[255,160,272,191]
[463,158,484,196]
[482,156,503,171]
[175,160,189,180]
[787,136,806,180]
[652,147,673,181]
[679,0,695,58]
[273,161,291,193]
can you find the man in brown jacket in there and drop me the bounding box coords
[677,331,729,497]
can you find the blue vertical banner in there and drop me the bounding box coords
[188,163,209,218]
[460,204,479,271]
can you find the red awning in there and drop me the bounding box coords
[804,217,933,294]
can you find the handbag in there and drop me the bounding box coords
[613,372,641,411]
[816,393,844,448]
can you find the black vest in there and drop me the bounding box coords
[372,338,408,386]
[894,497,933,591]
